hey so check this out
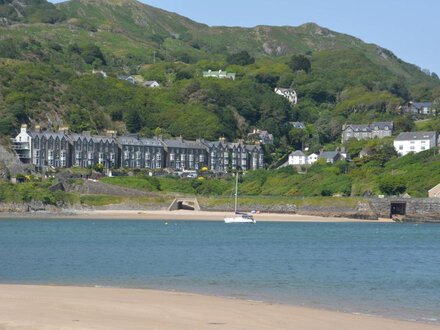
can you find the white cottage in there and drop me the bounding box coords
[288,150,307,165]
[393,131,437,156]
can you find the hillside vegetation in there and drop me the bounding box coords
[1,0,440,202]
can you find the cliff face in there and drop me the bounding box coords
[0,144,25,179]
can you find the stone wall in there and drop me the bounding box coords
[369,198,440,222]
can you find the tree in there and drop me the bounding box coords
[379,176,407,196]
[226,51,255,66]
[288,55,311,73]
[255,73,279,88]
[81,44,106,66]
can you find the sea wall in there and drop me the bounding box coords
[369,197,440,222]
[201,200,378,220]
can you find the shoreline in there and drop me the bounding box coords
[0,209,395,222]
[0,284,437,330]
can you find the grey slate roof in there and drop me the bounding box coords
[139,137,162,147]
[319,151,339,159]
[412,102,432,108]
[117,135,144,146]
[290,150,305,157]
[394,131,437,141]
[343,122,393,132]
[161,138,207,150]
[29,131,72,142]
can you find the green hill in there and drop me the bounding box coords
[0,0,439,157]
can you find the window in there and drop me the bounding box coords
[399,145,403,150]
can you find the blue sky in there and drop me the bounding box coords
[139,0,439,75]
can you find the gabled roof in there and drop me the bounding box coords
[91,135,116,144]
[394,131,436,141]
[343,122,393,132]
[411,102,432,108]
[29,131,72,142]
[290,150,305,157]
[371,122,394,130]
[343,124,370,132]
[161,138,207,150]
[139,137,163,147]
[319,151,340,159]
[144,81,160,87]
[118,135,144,146]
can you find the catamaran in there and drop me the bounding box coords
[224,172,256,224]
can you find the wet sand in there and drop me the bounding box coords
[0,209,394,222]
[0,284,437,330]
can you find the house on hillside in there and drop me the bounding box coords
[117,75,136,84]
[71,131,118,169]
[11,124,32,164]
[289,121,306,129]
[159,137,208,171]
[288,150,307,165]
[319,151,346,164]
[201,139,230,173]
[400,101,434,115]
[247,129,274,145]
[28,127,72,169]
[307,153,318,164]
[143,80,160,88]
[202,70,236,80]
[341,122,393,143]
[274,87,298,104]
[393,131,437,156]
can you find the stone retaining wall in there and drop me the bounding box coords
[369,198,440,222]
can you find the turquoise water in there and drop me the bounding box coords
[0,219,439,323]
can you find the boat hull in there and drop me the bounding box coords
[224,216,256,224]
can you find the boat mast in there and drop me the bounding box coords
[234,171,239,213]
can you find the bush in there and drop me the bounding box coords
[379,176,407,196]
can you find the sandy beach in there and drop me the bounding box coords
[0,284,437,330]
[0,209,394,222]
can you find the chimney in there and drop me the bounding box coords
[35,125,42,133]
[82,131,91,137]
[20,124,27,134]
[59,126,69,134]
[106,130,117,138]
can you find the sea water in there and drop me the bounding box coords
[0,219,439,323]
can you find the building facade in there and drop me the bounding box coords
[341,122,394,143]
[13,127,264,172]
[393,131,437,156]
[29,129,72,169]
[274,88,298,104]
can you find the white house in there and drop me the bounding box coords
[393,131,437,156]
[143,80,160,88]
[288,150,307,165]
[203,70,236,80]
[12,124,32,164]
[274,88,298,105]
[307,153,318,164]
